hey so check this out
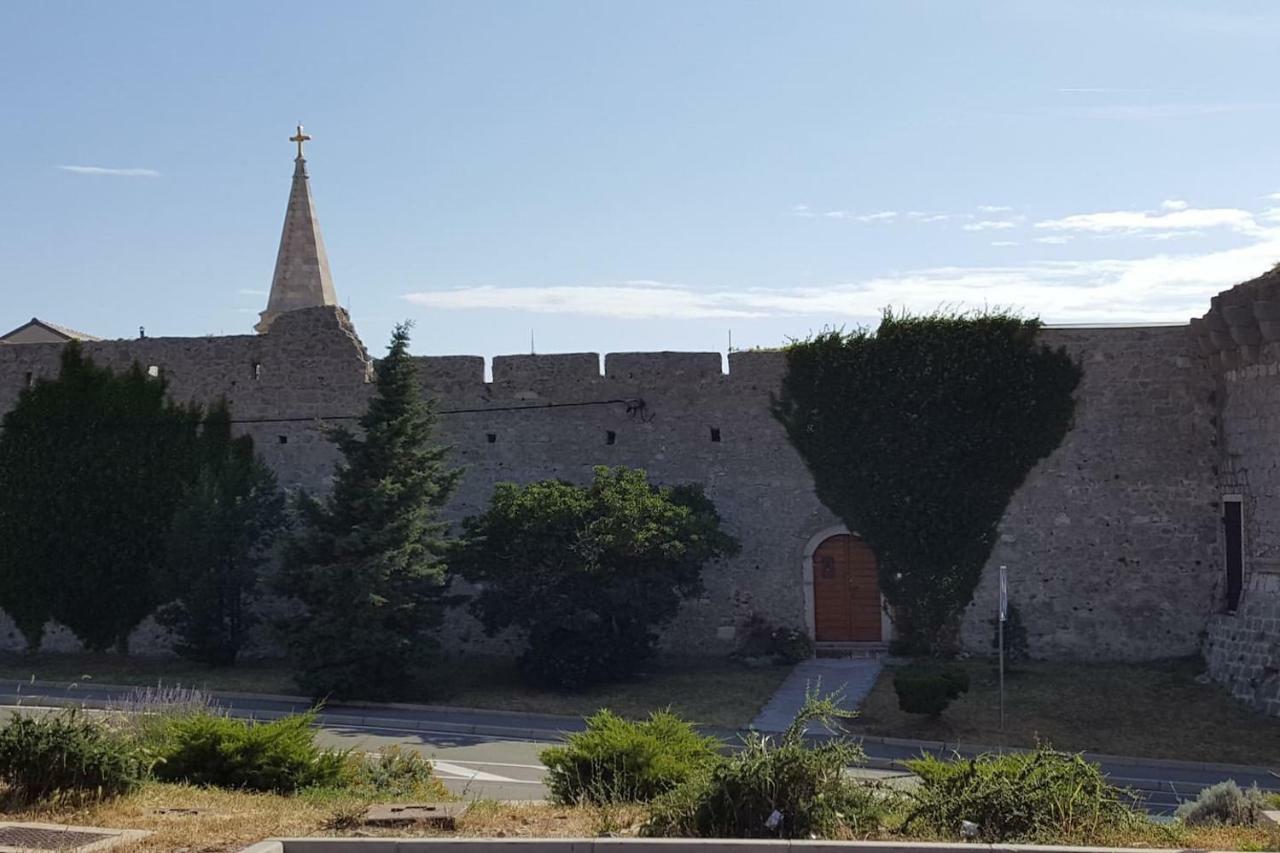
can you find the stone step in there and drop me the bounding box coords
[815,642,888,660]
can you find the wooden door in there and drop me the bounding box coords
[812,534,881,642]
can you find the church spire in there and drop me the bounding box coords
[255,124,337,333]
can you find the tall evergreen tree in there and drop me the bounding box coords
[159,402,285,667]
[0,343,201,651]
[275,322,461,700]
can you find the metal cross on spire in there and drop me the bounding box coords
[290,123,311,158]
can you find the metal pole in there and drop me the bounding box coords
[999,614,1005,731]
[998,564,1007,732]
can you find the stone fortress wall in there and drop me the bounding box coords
[0,305,1229,666]
[1199,269,1280,713]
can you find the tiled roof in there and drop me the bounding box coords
[0,317,103,343]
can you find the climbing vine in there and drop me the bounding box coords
[772,311,1081,650]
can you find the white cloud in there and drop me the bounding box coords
[405,281,767,320]
[1265,192,1280,202]
[237,288,268,296]
[857,211,897,222]
[977,205,1014,213]
[1161,199,1190,211]
[57,165,160,177]
[990,241,1019,247]
[404,225,1280,326]
[1036,205,1259,235]
[962,220,1019,232]
[1034,235,1073,245]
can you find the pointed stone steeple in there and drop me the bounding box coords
[255,124,337,333]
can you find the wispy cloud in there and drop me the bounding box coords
[1035,204,1258,235]
[990,241,1019,247]
[57,165,160,177]
[237,288,268,296]
[1058,103,1268,121]
[977,205,1014,213]
[1034,235,1073,245]
[962,220,1019,232]
[1057,87,1156,94]
[404,223,1280,326]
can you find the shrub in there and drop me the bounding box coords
[645,691,884,838]
[894,664,969,716]
[541,709,722,804]
[735,615,813,665]
[903,747,1138,842]
[149,710,346,793]
[338,746,449,800]
[0,711,148,803]
[1176,780,1268,827]
[457,466,739,689]
[990,603,1030,665]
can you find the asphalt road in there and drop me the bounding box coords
[0,678,1276,812]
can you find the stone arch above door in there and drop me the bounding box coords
[801,525,892,643]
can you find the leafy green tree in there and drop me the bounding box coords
[158,402,285,667]
[0,343,201,652]
[773,311,1080,650]
[457,466,740,689]
[274,322,461,700]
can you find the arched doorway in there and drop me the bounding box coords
[806,531,883,642]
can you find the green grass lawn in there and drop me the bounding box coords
[0,652,789,729]
[852,656,1280,766]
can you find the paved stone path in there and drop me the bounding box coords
[749,657,883,732]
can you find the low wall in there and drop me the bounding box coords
[1204,570,1280,714]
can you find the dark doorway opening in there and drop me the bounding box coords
[1224,497,1243,612]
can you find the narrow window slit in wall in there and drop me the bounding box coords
[23,372,32,388]
[252,362,262,380]
[606,430,616,445]
[486,433,497,444]
[278,435,288,445]
[710,427,721,443]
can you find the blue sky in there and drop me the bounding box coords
[3,1,1280,357]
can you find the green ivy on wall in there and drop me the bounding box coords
[772,311,1081,650]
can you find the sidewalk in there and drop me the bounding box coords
[750,657,883,733]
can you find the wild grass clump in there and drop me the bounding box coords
[0,710,149,803]
[148,709,346,793]
[541,709,722,804]
[903,746,1138,843]
[1176,780,1268,827]
[338,745,449,800]
[645,690,885,838]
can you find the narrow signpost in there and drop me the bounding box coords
[998,564,1008,731]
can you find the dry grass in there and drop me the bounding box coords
[431,655,790,728]
[0,653,789,729]
[4,783,1280,852]
[853,657,1280,765]
[0,653,296,695]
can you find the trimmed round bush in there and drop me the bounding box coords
[894,664,969,717]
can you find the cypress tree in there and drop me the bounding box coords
[159,402,285,666]
[275,322,461,700]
